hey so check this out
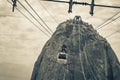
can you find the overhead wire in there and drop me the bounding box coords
[39,1,59,24]
[105,30,120,38]
[95,11,120,29]
[96,14,120,30]
[7,0,50,37]
[95,12,120,45]
[17,0,52,35]
[94,11,120,38]
[97,15,120,30]
[25,0,53,34]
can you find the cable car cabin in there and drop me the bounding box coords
[73,16,82,24]
[57,52,67,64]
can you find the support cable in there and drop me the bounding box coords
[7,0,50,37]
[25,0,53,34]
[97,15,120,30]
[105,30,120,38]
[39,1,58,24]
[17,0,52,35]
[95,11,120,29]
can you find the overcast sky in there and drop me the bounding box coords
[0,0,120,80]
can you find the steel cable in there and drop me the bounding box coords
[95,11,120,29]
[7,0,50,37]
[17,0,52,35]
[25,0,53,34]
[39,1,58,24]
[97,16,120,30]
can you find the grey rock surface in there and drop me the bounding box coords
[31,17,120,80]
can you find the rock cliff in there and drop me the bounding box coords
[31,16,120,80]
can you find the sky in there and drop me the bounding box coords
[0,0,120,80]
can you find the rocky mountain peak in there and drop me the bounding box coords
[31,16,120,80]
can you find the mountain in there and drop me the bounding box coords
[31,16,120,80]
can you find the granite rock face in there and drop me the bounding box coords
[31,16,120,80]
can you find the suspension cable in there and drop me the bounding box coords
[7,0,50,37]
[17,0,52,35]
[105,30,120,38]
[39,1,58,24]
[97,15,120,30]
[95,11,120,29]
[25,0,53,34]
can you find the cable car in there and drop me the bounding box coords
[58,52,67,59]
[73,16,82,24]
[57,44,67,64]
